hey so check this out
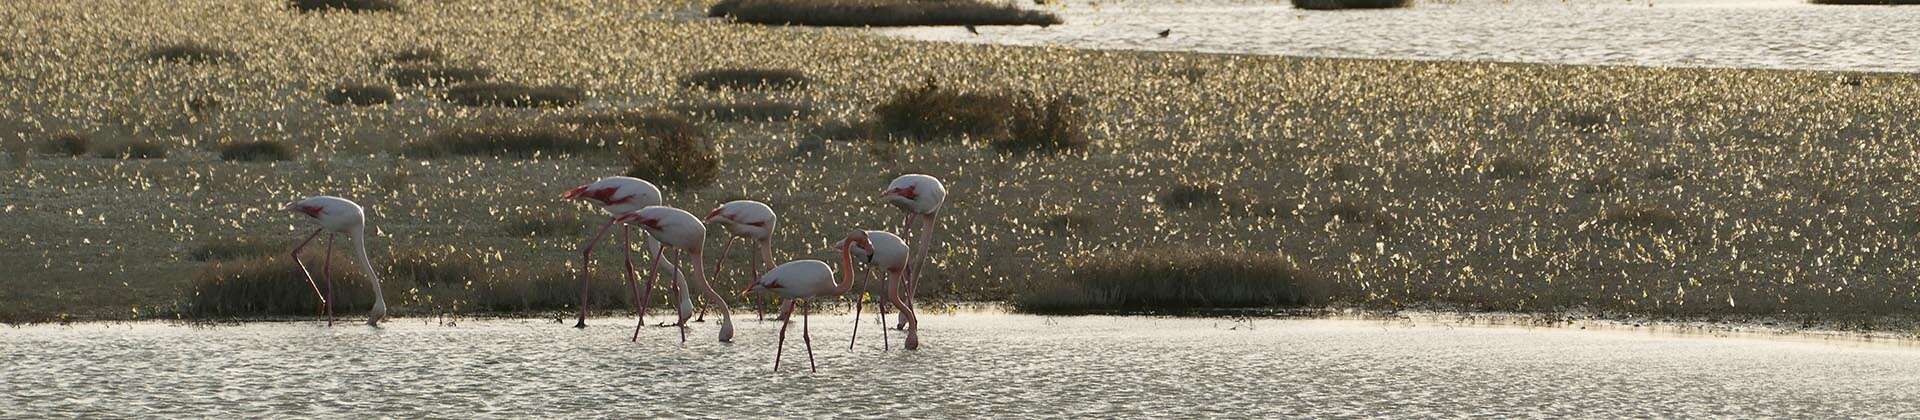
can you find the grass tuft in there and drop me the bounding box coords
[710,0,1061,27]
[387,47,442,63]
[1015,249,1324,313]
[218,139,297,162]
[289,0,400,12]
[873,77,1013,141]
[403,122,604,158]
[1484,156,1541,180]
[185,255,373,317]
[502,210,587,237]
[387,249,486,289]
[1290,0,1413,10]
[1599,205,1688,235]
[96,140,168,160]
[385,64,493,87]
[40,132,90,156]
[142,42,236,64]
[189,238,285,262]
[1160,184,1223,211]
[323,84,397,106]
[623,116,720,187]
[680,68,809,91]
[672,101,814,122]
[993,92,1088,154]
[443,82,582,108]
[472,267,629,312]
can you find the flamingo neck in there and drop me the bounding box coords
[834,247,856,295]
[350,225,386,308]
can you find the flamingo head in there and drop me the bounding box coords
[880,185,919,201]
[704,206,732,225]
[284,202,324,218]
[562,184,620,205]
[614,211,663,231]
[835,230,873,256]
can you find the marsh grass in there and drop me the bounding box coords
[40,132,90,156]
[1484,156,1541,180]
[96,140,168,159]
[1159,184,1224,211]
[1808,0,1920,4]
[289,0,400,12]
[710,0,1062,27]
[471,267,630,312]
[387,249,487,289]
[185,254,375,317]
[387,47,442,63]
[993,92,1088,154]
[672,101,814,122]
[680,68,809,91]
[502,210,587,237]
[443,82,583,108]
[623,117,720,187]
[1291,0,1414,9]
[874,78,1014,141]
[323,84,397,106]
[403,122,604,158]
[142,42,236,64]
[189,238,284,262]
[1599,205,1688,235]
[1016,249,1326,313]
[218,139,296,162]
[386,64,493,87]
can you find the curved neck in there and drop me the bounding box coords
[833,247,856,295]
[350,225,385,305]
[758,239,775,273]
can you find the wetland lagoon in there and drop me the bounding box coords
[4,0,1920,416]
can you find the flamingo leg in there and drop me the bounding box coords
[288,227,328,319]
[323,233,336,327]
[802,299,816,373]
[774,299,795,371]
[699,236,736,323]
[878,268,890,351]
[849,268,864,351]
[576,217,621,329]
[639,236,662,330]
[891,268,919,350]
[624,227,646,342]
[907,212,938,312]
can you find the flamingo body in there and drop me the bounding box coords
[285,195,388,326]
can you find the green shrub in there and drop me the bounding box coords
[185,255,375,317]
[471,267,631,312]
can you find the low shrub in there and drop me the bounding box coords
[323,84,397,106]
[97,140,168,160]
[142,42,236,64]
[623,117,720,187]
[873,78,1013,141]
[388,47,443,63]
[218,139,297,162]
[402,122,605,158]
[385,64,493,87]
[680,68,810,91]
[185,255,374,317]
[1599,205,1687,235]
[189,238,285,261]
[471,267,632,312]
[40,132,90,156]
[1290,0,1413,10]
[992,92,1088,154]
[289,0,400,12]
[1014,249,1326,313]
[443,82,582,108]
[387,248,487,289]
[710,0,1062,27]
[672,101,813,122]
[502,210,587,237]
[1159,184,1223,211]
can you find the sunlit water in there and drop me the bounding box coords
[873,0,1920,72]
[4,313,1919,417]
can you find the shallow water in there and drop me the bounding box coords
[4,313,1919,417]
[874,0,1920,73]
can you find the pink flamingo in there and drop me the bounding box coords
[284,196,389,327]
[742,244,862,372]
[705,200,777,321]
[561,176,662,330]
[842,230,918,350]
[881,174,946,326]
[618,206,735,343]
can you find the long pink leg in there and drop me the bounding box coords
[323,234,336,327]
[878,268,890,351]
[576,217,621,329]
[891,268,919,350]
[773,299,795,371]
[623,227,645,342]
[638,236,661,329]
[288,228,328,318]
[698,236,736,323]
[802,300,816,373]
[907,213,938,310]
[849,268,864,350]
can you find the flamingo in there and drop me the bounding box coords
[705,200,777,321]
[881,174,946,325]
[617,206,734,343]
[842,230,918,350]
[561,176,663,330]
[284,196,388,327]
[743,243,862,372]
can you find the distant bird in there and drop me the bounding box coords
[842,230,918,350]
[285,196,388,327]
[706,200,778,321]
[744,250,862,372]
[621,206,734,343]
[1158,29,1171,38]
[881,174,947,326]
[562,176,663,330]
[966,25,980,35]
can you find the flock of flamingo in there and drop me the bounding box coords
[281,174,947,372]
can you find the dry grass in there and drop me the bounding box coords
[387,248,487,289]
[443,82,583,108]
[502,210,587,237]
[40,132,90,156]
[184,255,373,317]
[402,122,608,158]
[1291,0,1414,9]
[1808,0,1920,4]
[1598,205,1688,235]
[218,139,297,162]
[387,47,443,63]
[873,78,1013,141]
[95,140,167,159]
[1016,249,1326,313]
[471,267,630,312]
[142,42,236,64]
[189,238,284,262]
[993,92,1088,154]
[710,0,1062,27]
[623,116,720,187]
[681,68,809,91]
[671,101,814,122]
[385,64,493,87]
[288,0,399,12]
[323,84,397,106]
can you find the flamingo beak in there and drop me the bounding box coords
[561,185,590,200]
[705,208,727,224]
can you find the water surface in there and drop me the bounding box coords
[4,314,1919,417]
[875,0,1920,72]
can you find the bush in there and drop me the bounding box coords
[142,42,236,64]
[323,84,397,106]
[40,132,89,156]
[623,117,720,187]
[97,140,168,159]
[443,82,582,108]
[289,0,400,12]
[873,78,1013,141]
[1484,156,1540,180]
[472,267,631,312]
[680,68,809,91]
[385,64,493,87]
[402,123,606,158]
[190,238,285,262]
[992,92,1087,154]
[185,255,375,317]
[218,139,297,162]
[710,0,1062,27]
[1159,184,1223,211]
[1599,205,1687,235]
[388,47,442,63]
[562,110,696,132]
[1290,0,1413,10]
[672,101,814,122]
[1014,249,1325,313]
